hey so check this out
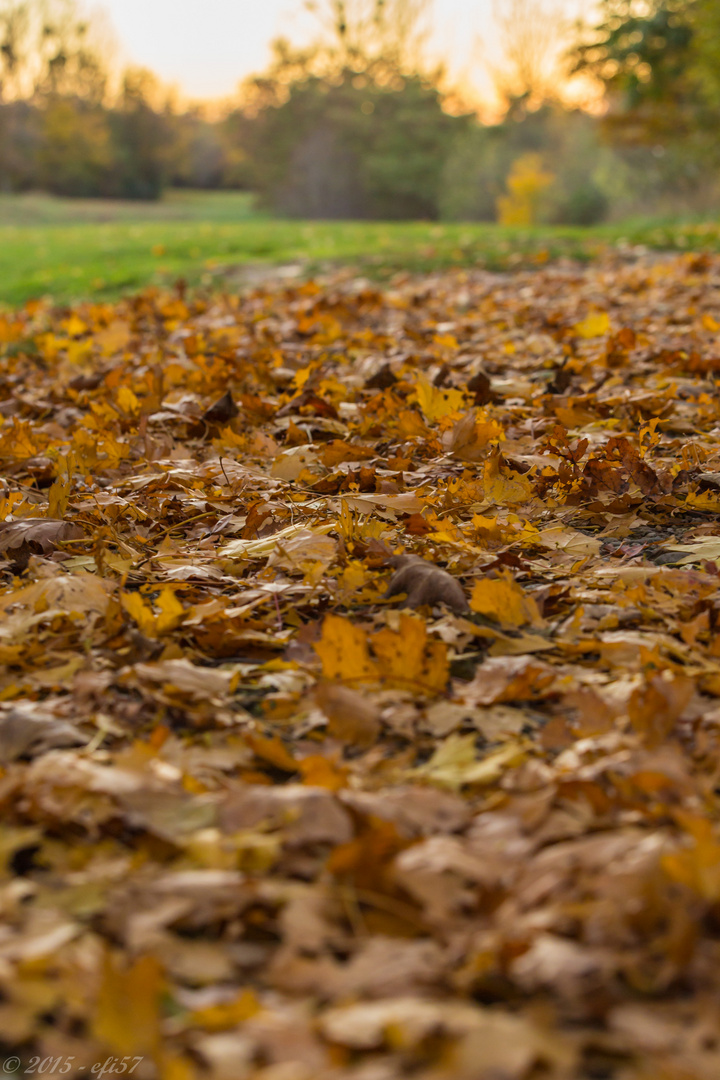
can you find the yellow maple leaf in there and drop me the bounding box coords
[155,587,185,633]
[371,613,449,694]
[0,491,25,519]
[315,613,448,694]
[117,385,141,416]
[63,313,88,338]
[122,588,184,636]
[98,432,131,468]
[162,1058,196,1080]
[686,489,720,513]
[0,418,42,461]
[484,449,535,505]
[92,951,163,1057]
[47,476,71,518]
[336,560,375,602]
[470,573,544,628]
[415,733,527,789]
[121,591,156,635]
[315,614,379,683]
[396,408,429,438]
[0,316,21,344]
[298,753,349,790]
[96,319,131,356]
[573,311,611,339]
[414,374,466,424]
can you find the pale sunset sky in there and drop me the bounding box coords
[93,0,595,106]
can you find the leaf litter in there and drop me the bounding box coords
[2,254,720,1076]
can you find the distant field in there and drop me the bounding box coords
[1,189,720,307]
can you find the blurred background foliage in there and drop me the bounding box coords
[0,0,718,223]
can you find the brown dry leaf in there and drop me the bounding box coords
[340,785,470,836]
[267,528,337,574]
[221,520,335,560]
[271,445,319,480]
[628,671,695,747]
[0,572,112,616]
[219,784,353,847]
[450,1012,576,1079]
[315,683,381,747]
[132,659,237,698]
[462,655,557,705]
[203,389,239,424]
[0,703,85,762]
[445,409,505,462]
[0,518,84,556]
[385,555,469,613]
[318,997,485,1049]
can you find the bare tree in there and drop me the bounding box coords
[0,0,113,101]
[304,0,433,71]
[493,0,565,106]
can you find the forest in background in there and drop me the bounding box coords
[1,0,720,224]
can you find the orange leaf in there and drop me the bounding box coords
[470,573,544,629]
[315,614,379,683]
[371,613,449,695]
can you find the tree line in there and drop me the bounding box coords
[0,0,717,221]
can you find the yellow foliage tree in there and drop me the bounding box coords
[497,152,555,226]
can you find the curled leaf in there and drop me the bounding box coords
[385,555,469,614]
[203,389,239,424]
[0,518,84,558]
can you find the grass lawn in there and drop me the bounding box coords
[1,189,720,307]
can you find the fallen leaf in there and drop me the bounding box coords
[92,951,163,1057]
[484,448,535,505]
[0,703,85,761]
[315,614,380,683]
[385,555,469,613]
[315,683,381,747]
[0,519,84,557]
[415,734,527,789]
[573,311,611,338]
[203,389,239,424]
[221,521,335,560]
[372,613,450,694]
[267,528,337,574]
[470,573,545,628]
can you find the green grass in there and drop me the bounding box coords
[1,189,720,307]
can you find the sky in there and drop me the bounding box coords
[93,0,594,106]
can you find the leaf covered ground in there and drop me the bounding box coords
[2,254,720,1077]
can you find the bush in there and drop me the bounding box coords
[240,55,470,220]
[496,153,555,225]
[38,98,113,197]
[556,180,609,226]
[440,104,614,226]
